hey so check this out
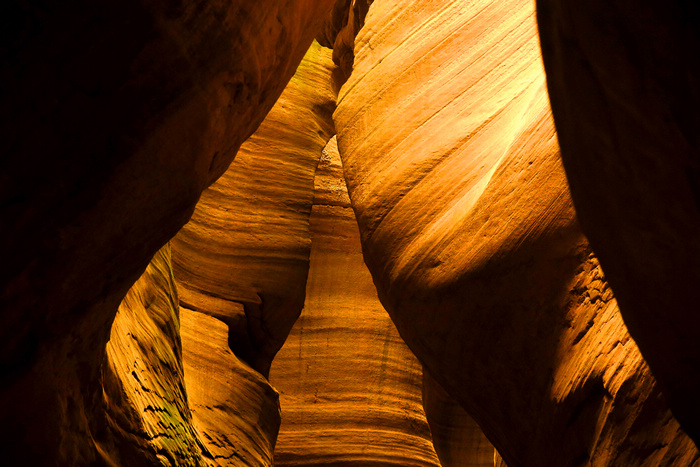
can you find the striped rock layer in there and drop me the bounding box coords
[333,0,700,465]
[270,137,442,466]
[0,1,335,464]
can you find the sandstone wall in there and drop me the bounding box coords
[333,0,700,464]
[270,137,441,466]
[536,0,700,443]
[0,1,335,463]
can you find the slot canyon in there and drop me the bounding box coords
[1,0,699,465]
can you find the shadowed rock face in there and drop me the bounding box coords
[536,0,700,444]
[270,137,441,466]
[3,0,699,464]
[333,0,699,464]
[0,1,334,464]
[422,370,495,467]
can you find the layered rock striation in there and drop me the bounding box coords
[171,40,336,378]
[270,137,441,466]
[104,244,202,466]
[333,0,700,464]
[422,370,495,467]
[536,0,700,443]
[0,1,335,464]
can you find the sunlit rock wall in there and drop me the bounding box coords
[171,40,337,464]
[180,307,280,466]
[105,244,203,466]
[270,137,441,466]
[171,40,336,378]
[333,0,700,464]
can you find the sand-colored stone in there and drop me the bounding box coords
[422,370,495,467]
[333,0,699,464]
[180,308,281,467]
[270,137,440,466]
[536,0,700,443]
[171,40,336,378]
[104,244,202,466]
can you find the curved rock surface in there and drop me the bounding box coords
[180,308,281,466]
[270,137,441,466]
[0,1,335,464]
[422,370,495,467]
[536,0,700,443]
[104,244,202,466]
[333,0,699,464]
[171,40,336,378]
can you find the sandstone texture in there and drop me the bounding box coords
[180,308,280,466]
[105,244,202,466]
[171,40,336,378]
[333,0,700,464]
[0,1,335,463]
[536,0,700,443]
[2,0,699,464]
[270,137,441,466]
[422,370,495,467]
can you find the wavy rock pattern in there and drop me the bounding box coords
[104,244,202,466]
[334,0,699,464]
[270,137,441,466]
[180,308,281,466]
[171,40,336,378]
[422,370,495,467]
[536,0,700,443]
[0,1,335,463]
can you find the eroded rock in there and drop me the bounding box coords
[536,0,700,443]
[0,1,335,463]
[422,370,495,467]
[171,39,336,378]
[270,137,441,466]
[333,0,699,464]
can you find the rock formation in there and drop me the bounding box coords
[0,1,334,463]
[536,0,700,443]
[422,370,495,467]
[172,39,336,465]
[270,137,441,466]
[170,39,336,379]
[2,0,700,465]
[333,0,700,464]
[105,244,202,466]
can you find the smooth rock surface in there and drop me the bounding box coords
[422,370,495,467]
[104,244,202,466]
[180,308,281,467]
[269,137,441,466]
[333,0,700,464]
[0,1,335,464]
[171,40,336,378]
[536,0,700,443]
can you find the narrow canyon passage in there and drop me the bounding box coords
[2,0,700,465]
[270,137,449,466]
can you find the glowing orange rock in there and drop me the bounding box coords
[333,0,699,464]
[270,137,441,466]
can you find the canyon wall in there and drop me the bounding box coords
[0,1,335,463]
[270,137,442,466]
[2,0,700,464]
[333,0,700,464]
[536,0,700,443]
